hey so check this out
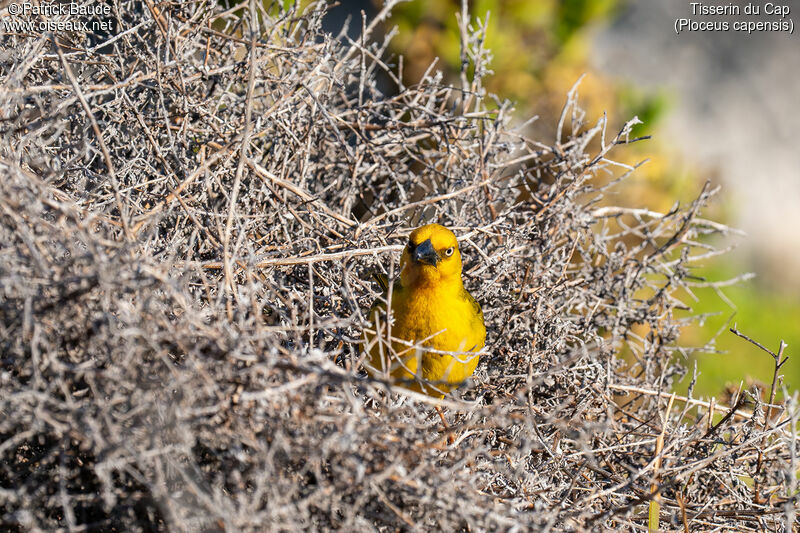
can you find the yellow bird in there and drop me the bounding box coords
[364,223,486,397]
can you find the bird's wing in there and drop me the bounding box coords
[462,287,483,320]
[372,271,390,292]
[368,274,402,316]
[462,288,486,350]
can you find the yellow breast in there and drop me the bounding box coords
[365,282,485,397]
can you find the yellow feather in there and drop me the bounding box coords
[364,224,486,397]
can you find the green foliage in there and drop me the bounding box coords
[678,259,800,398]
[555,0,618,43]
[618,86,670,138]
[389,0,622,114]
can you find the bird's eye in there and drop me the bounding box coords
[407,239,415,251]
[444,247,454,257]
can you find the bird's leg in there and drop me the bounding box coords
[435,405,455,445]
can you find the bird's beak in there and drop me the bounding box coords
[413,239,439,266]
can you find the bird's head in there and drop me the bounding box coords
[400,223,462,288]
